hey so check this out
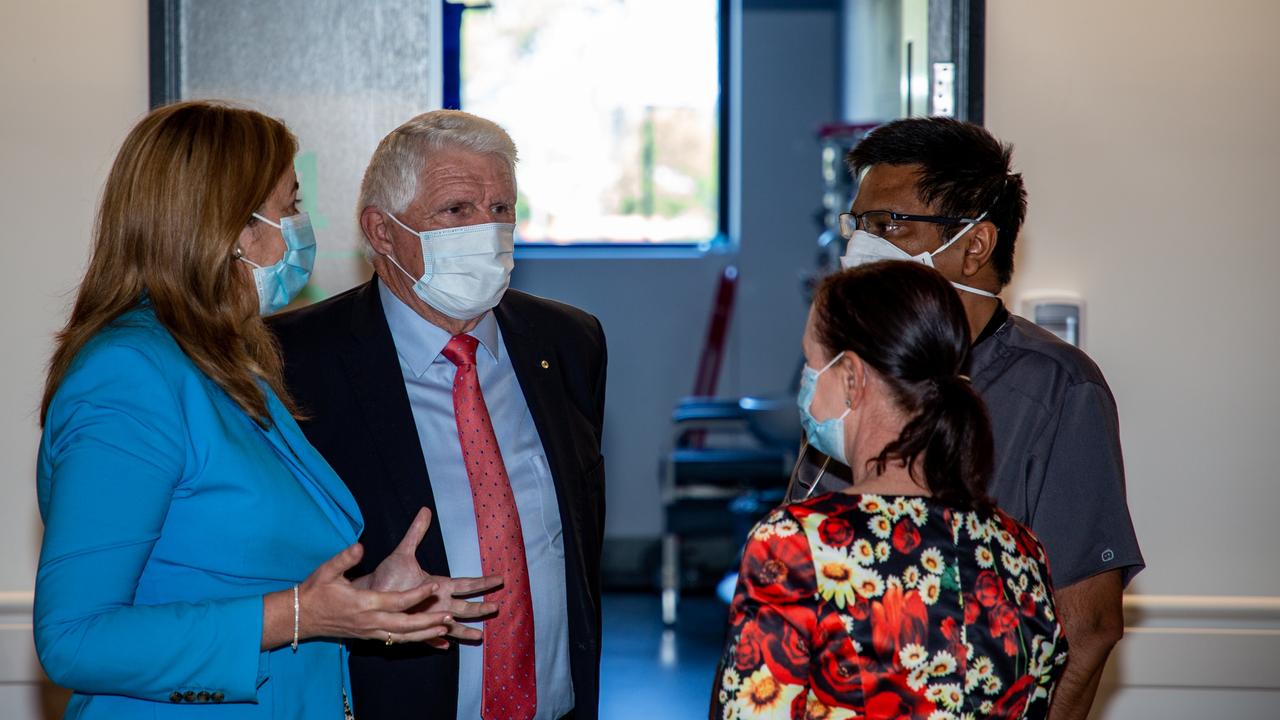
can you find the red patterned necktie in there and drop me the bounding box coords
[441,334,537,720]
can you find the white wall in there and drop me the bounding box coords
[0,1,150,715]
[986,0,1280,715]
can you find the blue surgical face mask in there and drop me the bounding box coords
[797,352,852,466]
[237,212,316,315]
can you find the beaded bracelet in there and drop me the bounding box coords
[291,585,300,653]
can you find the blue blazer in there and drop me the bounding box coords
[35,305,364,719]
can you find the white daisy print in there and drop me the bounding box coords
[858,495,886,514]
[966,514,985,540]
[851,564,885,600]
[971,656,994,678]
[773,519,800,537]
[1001,552,1024,576]
[751,523,775,541]
[934,683,964,711]
[802,695,859,720]
[899,643,928,669]
[920,548,945,574]
[927,650,957,677]
[907,666,930,691]
[852,539,876,566]
[918,574,942,605]
[734,666,803,719]
[975,545,994,568]
[800,512,827,540]
[902,565,921,588]
[868,515,892,539]
[813,546,861,609]
[875,541,891,562]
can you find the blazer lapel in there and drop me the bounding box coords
[254,393,363,541]
[493,299,588,536]
[338,278,450,574]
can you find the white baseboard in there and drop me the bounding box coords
[4,591,1279,715]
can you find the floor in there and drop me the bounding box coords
[599,592,728,719]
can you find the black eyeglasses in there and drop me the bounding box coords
[838,210,981,240]
[783,439,832,505]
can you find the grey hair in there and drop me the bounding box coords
[357,109,518,226]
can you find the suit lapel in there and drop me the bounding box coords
[338,278,450,574]
[252,392,363,540]
[494,298,588,545]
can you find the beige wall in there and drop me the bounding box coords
[0,0,148,590]
[0,1,148,715]
[986,0,1280,715]
[988,0,1280,599]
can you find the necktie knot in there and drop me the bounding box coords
[442,334,479,368]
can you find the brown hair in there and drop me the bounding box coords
[41,100,298,427]
[812,260,995,512]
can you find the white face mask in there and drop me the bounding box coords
[382,213,516,320]
[839,213,998,298]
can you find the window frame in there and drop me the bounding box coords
[443,0,732,254]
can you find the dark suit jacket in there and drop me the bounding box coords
[268,277,607,720]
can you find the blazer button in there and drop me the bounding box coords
[183,690,196,702]
[169,691,183,703]
[211,691,225,703]
[197,691,210,702]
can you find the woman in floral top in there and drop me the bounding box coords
[712,262,1066,720]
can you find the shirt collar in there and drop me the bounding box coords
[377,280,500,377]
[973,299,1011,348]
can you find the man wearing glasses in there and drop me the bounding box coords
[797,117,1143,720]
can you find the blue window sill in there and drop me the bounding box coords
[515,235,735,261]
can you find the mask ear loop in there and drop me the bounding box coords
[378,210,430,284]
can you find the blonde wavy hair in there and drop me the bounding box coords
[42,100,298,427]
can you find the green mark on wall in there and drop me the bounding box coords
[294,152,329,230]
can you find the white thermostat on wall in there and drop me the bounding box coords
[1018,291,1084,348]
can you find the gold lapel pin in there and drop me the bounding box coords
[540,360,550,369]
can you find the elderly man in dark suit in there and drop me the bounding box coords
[270,110,607,720]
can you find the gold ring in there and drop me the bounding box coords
[384,633,394,646]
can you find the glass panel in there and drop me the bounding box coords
[178,0,440,298]
[460,0,720,245]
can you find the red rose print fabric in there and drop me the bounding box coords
[712,494,1067,720]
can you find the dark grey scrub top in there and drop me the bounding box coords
[805,303,1144,589]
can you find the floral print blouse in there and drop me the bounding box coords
[713,493,1066,720]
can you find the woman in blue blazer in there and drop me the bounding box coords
[35,101,497,719]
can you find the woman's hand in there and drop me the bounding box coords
[360,507,502,647]
[293,543,453,646]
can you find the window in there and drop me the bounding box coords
[451,0,725,246]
